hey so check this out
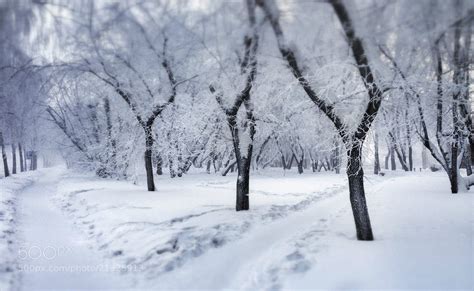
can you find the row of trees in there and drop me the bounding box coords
[1,0,472,241]
[0,0,45,177]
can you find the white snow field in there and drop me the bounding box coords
[1,167,472,290]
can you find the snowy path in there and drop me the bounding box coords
[16,168,132,290]
[153,181,355,290]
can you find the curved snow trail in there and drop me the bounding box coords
[152,182,357,290]
[16,168,133,290]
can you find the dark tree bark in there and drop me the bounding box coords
[221,160,237,176]
[404,100,414,171]
[144,126,155,190]
[450,9,463,194]
[104,97,117,173]
[334,139,341,174]
[30,151,37,171]
[390,145,396,170]
[347,144,374,240]
[388,131,408,171]
[290,141,304,174]
[255,133,272,170]
[236,156,251,210]
[23,148,27,171]
[374,130,380,175]
[155,154,163,175]
[0,132,10,177]
[260,0,380,240]
[86,31,180,190]
[296,155,304,174]
[11,143,16,174]
[286,154,294,170]
[209,0,259,211]
[18,143,24,172]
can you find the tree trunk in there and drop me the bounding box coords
[405,106,413,171]
[104,97,117,172]
[464,151,472,176]
[374,131,380,175]
[221,160,237,177]
[334,140,341,174]
[0,132,10,177]
[390,146,396,170]
[11,143,17,174]
[255,134,272,170]
[18,143,24,172]
[311,158,317,172]
[236,157,250,211]
[408,146,413,171]
[346,143,374,241]
[156,154,163,175]
[286,154,294,169]
[297,159,304,174]
[450,7,462,194]
[206,159,211,174]
[23,148,27,171]
[384,151,389,170]
[449,168,458,194]
[33,152,37,170]
[144,127,155,191]
[30,151,37,171]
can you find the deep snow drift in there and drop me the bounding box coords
[2,167,473,290]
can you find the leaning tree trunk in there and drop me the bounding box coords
[11,143,16,174]
[221,160,237,177]
[346,142,374,240]
[0,132,10,177]
[144,126,156,191]
[18,143,24,172]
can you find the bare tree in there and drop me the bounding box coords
[209,0,259,211]
[258,0,389,240]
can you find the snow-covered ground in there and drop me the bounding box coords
[3,167,473,290]
[16,167,132,290]
[53,169,473,290]
[0,170,40,291]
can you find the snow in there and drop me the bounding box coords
[1,167,472,290]
[47,168,473,290]
[54,169,349,287]
[16,167,132,290]
[0,170,40,291]
[285,173,474,290]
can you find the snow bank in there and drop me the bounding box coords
[0,171,40,291]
